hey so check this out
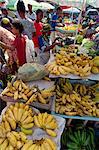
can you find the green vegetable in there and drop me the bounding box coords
[76,35,84,44]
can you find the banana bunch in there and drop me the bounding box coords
[56,78,73,98]
[1,80,55,105]
[2,103,35,135]
[34,113,58,137]
[21,138,57,150]
[1,80,37,101]
[91,56,99,74]
[26,86,55,105]
[46,52,93,77]
[74,84,87,96]
[67,128,95,150]
[0,131,28,149]
[56,91,99,117]
[60,45,78,53]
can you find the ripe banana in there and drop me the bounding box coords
[22,123,34,129]
[46,129,57,137]
[21,140,33,150]
[34,115,41,128]
[6,116,16,130]
[38,93,46,104]
[7,132,17,147]
[45,138,57,150]
[0,139,8,149]
[4,120,11,132]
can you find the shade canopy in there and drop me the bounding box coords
[47,0,98,8]
[40,2,55,10]
[63,7,80,13]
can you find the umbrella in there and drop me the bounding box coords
[63,7,80,13]
[40,2,55,10]
[7,0,40,10]
[47,0,97,8]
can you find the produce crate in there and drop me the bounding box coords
[51,79,99,122]
[51,98,99,122]
[0,78,55,110]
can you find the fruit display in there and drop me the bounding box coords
[0,130,28,149]
[1,103,35,135]
[0,128,57,150]
[61,127,95,150]
[60,45,78,53]
[46,51,93,77]
[1,80,55,105]
[21,138,56,150]
[55,79,99,117]
[91,56,99,74]
[34,113,58,137]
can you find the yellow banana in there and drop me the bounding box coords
[38,113,43,127]
[21,81,28,90]
[82,85,87,95]
[22,123,34,129]
[21,93,28,101]
[0,139,8,149]
[24,105,29,111]
[43,140,51,150]
[14,91,18,100]
[19,132,27,142]
[26,93,37,104]
[1,88,9,95]
[13,106,18,121]
[6,108,15,121]
[28,144,36,150]
[46,129,57,137]
[17,108,24,122]
[80,85,83,96]
[4,120,11,132]
[7,132,17,147]
[6,116,16,130]
[17,141,23,149]
[19,83,22,91]
[62,94,66,104]
[7,144,14,150]
[27,90,34,97]
[0,138,5,145]
[42,112,48,125]
[58,66,66,75]
[38,93,46,104]
[19,103,25,109]
[11,131,20,140]
[24,89,30,95]
[45,138,56,150]
[34,115,41,128]
[21,140,33,150]
[20,111,28,122]
[45,114,54,125]
[22,116,33,124]
[46,120,57,130]
[14,102,19,108]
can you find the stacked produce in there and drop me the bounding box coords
[1,103,35,135]
[91,56,99,74]
[34,112,58,137]
[61,127,95,150]
[60,45,78,53]
[55,79,99,117]
[0,128,56,150]
[1,80,55,104]
[21,138,56,150]
[0,130,28,149]
[46,51,93,77]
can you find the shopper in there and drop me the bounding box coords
[17,0,36,40]
[0,7,13,23]
[27,4,36,21]
[50,7,64,43]
[33,9,43,53]
[1,17,11,31]
[38,24,61,65]
[12,19,35,67]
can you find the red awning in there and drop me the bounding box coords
[60,6,71,9]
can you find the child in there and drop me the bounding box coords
[12,19,35,67]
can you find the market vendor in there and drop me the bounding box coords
[38,24,61,65]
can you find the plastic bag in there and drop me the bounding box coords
[17,63,49,81]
